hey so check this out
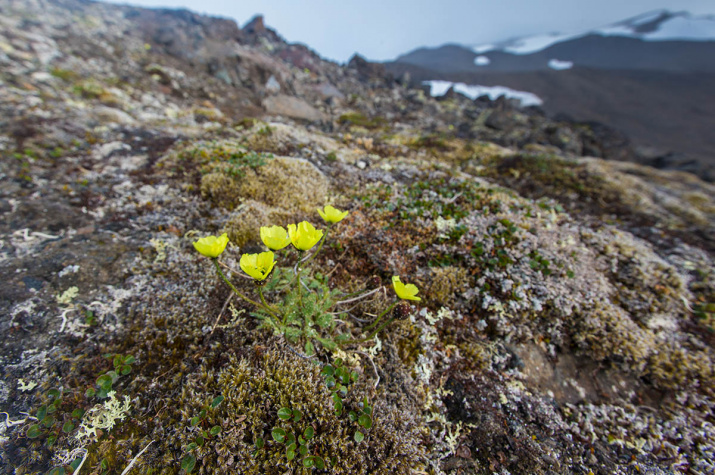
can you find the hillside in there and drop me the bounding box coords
[1,1,714,474]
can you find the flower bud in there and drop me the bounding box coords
[394,302,413,320]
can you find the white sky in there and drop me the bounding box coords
[100,0,715,62]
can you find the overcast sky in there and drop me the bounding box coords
[102,0,715,62]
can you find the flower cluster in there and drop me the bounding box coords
[192,204,421,348]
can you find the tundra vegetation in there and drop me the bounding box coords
[1,1,714,474]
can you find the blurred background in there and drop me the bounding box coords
[101,0,715,180]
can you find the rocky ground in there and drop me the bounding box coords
[1,1,714,474]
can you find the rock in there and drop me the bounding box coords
[262,94,326,121]
[265,75,281,94]
[243,15,267,35]
[93,106,136,125]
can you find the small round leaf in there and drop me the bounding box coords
[181,455,196,473]
[358,414,373,429]
[26,424,41,438]
[354,431,365,443]
[210,425,221,436]
[277,407,292,420]
[210,395,224,408]
[62,421,75,433]
[304,426,314,439]
[271,427,286,443]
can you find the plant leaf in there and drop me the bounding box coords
[277,407,292,420]
[181,455,196,473]
[358,414,373,429]
[26,424,41,438]
[211,395,224,408]
[271,427,286,443]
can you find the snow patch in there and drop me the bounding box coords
[472,43,494,54]
[472,11,715,57]
[501,32,582,54]
[548,59,573,70]
[424,80,543,107]
[474,55,490,66]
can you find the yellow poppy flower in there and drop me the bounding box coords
[193,233,229,258]
[317,205,349,224]
[392,276,421,301]
[260,225,291,250]
[239,251,276,281]
[287,221,324,251]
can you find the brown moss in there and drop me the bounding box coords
[237,157,328,213]
[647,343,714,392]
[573,302,655,373]
[425,266,469,307]
[223,200,292,247]
[200,172,242,209]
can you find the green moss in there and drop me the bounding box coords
[177,349,425,474]
[337,112,386,130]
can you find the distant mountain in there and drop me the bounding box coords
[395,11,715,73]
[386,10,715,180]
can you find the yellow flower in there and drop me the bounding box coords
[392,276,421,301]
[287,221,324,251]
[240,251,276,281]
[317,205,349,224]
[193,233,229,258]
[260,225,291,250]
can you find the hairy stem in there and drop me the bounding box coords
[301,225,330,268]
[363,300,398,331]
[213,259,281,323]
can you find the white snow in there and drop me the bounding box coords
[424,80,543,107]
[474,55,491,66]
[472,43,495,54]
[633,16,715,41]
[548,59,573,70]
[596,11,715,42]
[471,11,715,56]
[629,10,667,26]
[501,32,582,54]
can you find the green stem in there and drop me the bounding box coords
[296,264,303,308]
[341,314,399,346]
[363,300,399,331]
[259,286,281,318]
[213,259,281,323]
[301,225,330,268]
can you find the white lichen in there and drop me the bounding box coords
[17,379,37,392]
[75,391,131,445]
[56,286,79,305]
